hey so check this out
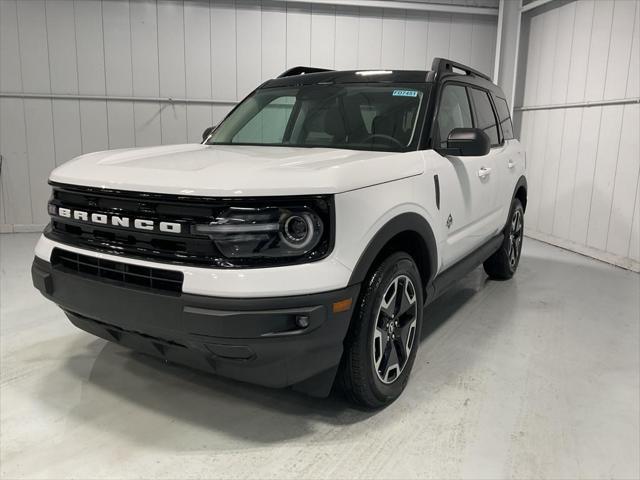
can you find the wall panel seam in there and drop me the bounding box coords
[15,1,34,223]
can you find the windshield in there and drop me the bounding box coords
[206,83,427,152]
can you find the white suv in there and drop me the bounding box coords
[32,58,527,408]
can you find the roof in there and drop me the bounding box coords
[261,69,430,89]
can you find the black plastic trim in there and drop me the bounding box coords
[348,212,437,287]
[32,256,360,397]
[426,233,504,305]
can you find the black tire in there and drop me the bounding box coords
[483,198,524,280]
[340,252,423,409]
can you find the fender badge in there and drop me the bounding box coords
[446,214,453,229]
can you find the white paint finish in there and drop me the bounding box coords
[236,0,262,99]
[607,104,640,257]
[583,0,614,102]
[333,5,359,70]
[45,0,78,95]
[23,99,55,224]
[357,8,383,69]
[380,9,406,70]
[35,233,352,296]
[211,0,237,101]
[604,0,637,101]
[3,234,639,478]
[310,3,336,69]
[48,144,424,197]
[286,2,312,68]
[0,98,32,225]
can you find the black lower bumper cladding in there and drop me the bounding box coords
[32,256,359,397]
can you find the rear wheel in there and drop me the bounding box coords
[340,252,423,408]
[483,198,524,280]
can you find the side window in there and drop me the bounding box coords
[494,96,514,140]
[436,84,473,148]
[233,96,295,144]
[469,88,500,146]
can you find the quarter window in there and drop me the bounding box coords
[469,88,500,146]
[494,96,514,140]
[436,84,473,148]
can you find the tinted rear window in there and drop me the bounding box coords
[494,96,514,140]
[469,88,499,146]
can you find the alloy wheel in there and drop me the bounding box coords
[508,209,523,268]
[372,275,418,384]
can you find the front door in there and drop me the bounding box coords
[430,83,498,269]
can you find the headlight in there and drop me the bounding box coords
[192,200,330,261]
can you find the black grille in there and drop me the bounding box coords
[51,248,183,293]
[44,182,333,268]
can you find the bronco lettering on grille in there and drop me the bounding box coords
[56,207,182,234]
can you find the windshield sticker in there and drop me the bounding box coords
[392,89,419,97]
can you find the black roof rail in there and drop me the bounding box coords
[277,66,334,78]
[430,57,491,82]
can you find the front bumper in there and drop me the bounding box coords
[32,256,360,397]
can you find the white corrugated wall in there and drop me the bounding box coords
[0,0,498,231]
[517,0,639,271]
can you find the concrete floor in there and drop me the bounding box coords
[1,233,638,480]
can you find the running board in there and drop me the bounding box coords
[425,234,504,306]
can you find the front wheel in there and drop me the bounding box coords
[483,198,524,280]
[340,252,423,408]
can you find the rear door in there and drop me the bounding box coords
[467,87,505,232]
[431,82,499,268]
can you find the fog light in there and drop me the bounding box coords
[295,315,310,329]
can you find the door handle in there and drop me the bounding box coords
[478,167,492,178]
[508,159,516,169]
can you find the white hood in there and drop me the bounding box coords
[49,144,423,196]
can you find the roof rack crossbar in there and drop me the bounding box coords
[430,57,491,81]
[277,66,334,78]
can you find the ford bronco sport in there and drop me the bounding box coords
[32,58,527,408]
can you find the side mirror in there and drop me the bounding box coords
[442,128,490,156]
[202,125,217,142]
